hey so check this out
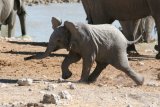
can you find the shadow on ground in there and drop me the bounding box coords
[128,55,156,61]
[0,79,18,84]
[3,51,67,58]
[8,41,156,60]
[8,41,48,47]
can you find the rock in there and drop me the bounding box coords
[69,83,76,89]
[41,94,60,105]
[158,73,160,80]
[67,82,76,89]
[127,104,133,107]
[39,91,46,94]
[27,103,44,107]
[58,78,65,83]
[28,89,32,91]
[97,83,104,87]
[147,81,159,87]
[0,83,7,88]
[58,90,72,100]
[112,97,117,100]
[145,49,153,53]
[17,78,33,86]
[46,84,57,91]
[137,61,144,66]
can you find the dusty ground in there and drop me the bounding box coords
[0,39,160,107]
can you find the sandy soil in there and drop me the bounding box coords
[0,39,160,107]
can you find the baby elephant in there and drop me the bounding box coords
[25,17,144,85]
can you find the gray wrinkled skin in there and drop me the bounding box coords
[25,18,144,85]
[0,0,26,37]
[81,0,160,59]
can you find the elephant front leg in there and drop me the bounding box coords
[79,56,95,82]
[62,52,81,79]
[88,63,107,83]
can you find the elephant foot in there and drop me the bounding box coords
[154,45,159,51]
[127,51,140,57]
[78,78,88,83]
[154,45,160,59]
[134,75,144,86]
[156,52,160,59]
[62,71,72,79]
[127,44,139,57]
[87,76,97,83]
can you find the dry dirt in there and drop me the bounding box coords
[0,39,160,107]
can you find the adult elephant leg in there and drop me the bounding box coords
[120,21,137,53]
[62,52,81,79]
[154,17,160,59]
[8,11,17,38]
[144,16,155,43]
[88,62,107,83]
[120,19,141,55]
[18,7,27,36]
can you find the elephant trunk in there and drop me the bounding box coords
[24,49,51,60]
[24,43,57,60]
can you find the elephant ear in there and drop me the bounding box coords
[64,21,81,51]
[64,21,79,39]
[51,17,62,29]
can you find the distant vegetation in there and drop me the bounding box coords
[24,0,80,5]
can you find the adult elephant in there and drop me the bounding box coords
[138,16,155,43]
[120,16,155,53]
[81,0,160,59]
[0,0,27,37]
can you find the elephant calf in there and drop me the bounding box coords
[25,17,144,85]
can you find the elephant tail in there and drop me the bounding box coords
[127,32,143,45]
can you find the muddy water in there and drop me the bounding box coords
[15,3,156,42]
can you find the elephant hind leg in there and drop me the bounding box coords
[111,53,144,85]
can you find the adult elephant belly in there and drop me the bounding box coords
[101,0,151,21]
